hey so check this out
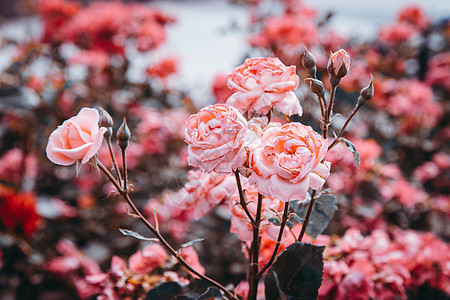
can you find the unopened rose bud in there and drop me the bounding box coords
[98,107,113,138]
[304,78,325,97]
[357,75,374,107]
[327,49,350,82]
[302,47,317,78]
[117,118,130,150]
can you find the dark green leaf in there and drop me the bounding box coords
[196,287,224,300]
[265,243,325,299]
[119,228,158,242]
[342,138,360,168]
[268,216,281,226]
[145,282,183,300]
[290,194,338,240]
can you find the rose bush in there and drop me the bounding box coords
[46,108,107,166]
[226,57,302,116]
[249,122,331,202]
[185,104,248,174]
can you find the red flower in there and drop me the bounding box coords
[0,187,40,236]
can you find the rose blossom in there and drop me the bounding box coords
[46,108,107,166]
[248,122,330,202]
[226,57,302,116]
[185,104,247,174]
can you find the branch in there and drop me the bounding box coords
[96,159,237,300]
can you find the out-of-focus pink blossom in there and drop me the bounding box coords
[128,243,168,275]
[373,79,442,133]
[426,53,450,90]
[212,74,234,103]
[226,57,302,116]
[0,148,37,187]
[378,22,418,45]
[37,0,80,43]
[69,50,110,70]
[413,161,440,182]
[236,280,265,300]
[180,246,205,276]
[397,5,429,29]
[145,57,178,86]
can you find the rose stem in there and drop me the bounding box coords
[248,193,263,300]
[327,105,362,151]
[96,159,237,300]
[234,170,255,224]
[106,136,122,184]
[256,201,290,279]
[298,189,317,242]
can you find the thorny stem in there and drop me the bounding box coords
[234,170,255,225]
[106,137,122,184]
[248,193,263,300]
[256,201,290,279]
[298,190,317,242]
[328,105,361,151]
[96,159,237,300]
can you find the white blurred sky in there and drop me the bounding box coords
[1,0,448,105]
[150,0,449,105]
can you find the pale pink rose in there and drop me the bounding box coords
[226,57,302,116]
[248,122,330,202]
[185,104,248,174]
[46,108,107,165]
[129,243,167,275]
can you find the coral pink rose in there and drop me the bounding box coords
[47,108,107,165]
[226,57,302,116]
[249,122,330,202]
[185,104,248,174]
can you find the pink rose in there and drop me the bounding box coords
[248,122,330,202]
[226,57,302,116]
[185,104,248,174]
[46,108,107,165]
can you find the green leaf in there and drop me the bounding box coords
[342,138,360,168]
[290,194,338,240]
[118,228,159,242]
[265,242,325,299]
[268,216,281,226]
[145,282,183,300]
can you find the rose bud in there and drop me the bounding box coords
[305,78,325,97]
[117,118,131,150]
[327,49,350,83]
[357,75,374,108]
[302,47,317,78]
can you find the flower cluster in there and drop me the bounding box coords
[38,0,174,55]
[320,228,450,299]
[44,239,204,299]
